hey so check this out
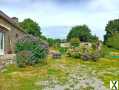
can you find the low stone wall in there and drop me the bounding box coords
[0,54,16,70]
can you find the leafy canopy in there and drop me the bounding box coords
[104,19,119,49]
[67,25,98,42]
[19,18,41,37]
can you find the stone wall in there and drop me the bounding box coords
[10,27,25,53]
[0,17,26,54]
[0,54,16,70]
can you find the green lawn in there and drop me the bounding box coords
[0,56,119,90]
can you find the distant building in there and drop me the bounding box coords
[60,42,70,48]
[80,42,92,48]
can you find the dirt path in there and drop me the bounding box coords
[36,65,109,90]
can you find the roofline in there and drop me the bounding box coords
[0,10,26,33]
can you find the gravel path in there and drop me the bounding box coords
[35,65,109,90]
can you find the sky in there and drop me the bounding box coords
[0,0,119,40]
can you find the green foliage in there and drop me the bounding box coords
[105,33,119,49]
[47,38,60,48]
[100,45,111,58]
[67,25,98,42]
[16,35,48,67]
[104,19,119,49]
[40,35,47,41]
[16,51,32,67]
[19,18,41,37]
[89,35,99,43]
[66,46,81,58]
[47,38,55,47]
[59,47,67,54]
[67,43,101,61]
[80,45,101,61]
[70,37,80,47]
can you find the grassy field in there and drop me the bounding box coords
[0,56,119,90]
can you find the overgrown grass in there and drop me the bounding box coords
[80,58,119,87]
[0,56,119,90]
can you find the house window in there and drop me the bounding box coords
[0,32,4,55]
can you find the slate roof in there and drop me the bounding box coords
[0,10,25,33]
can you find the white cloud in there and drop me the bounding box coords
[87,0,119,12]
[0,0,119,40]
[0,0,22,3]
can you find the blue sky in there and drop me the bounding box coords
[0,0,119,40]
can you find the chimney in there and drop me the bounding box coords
[11,17,18,23]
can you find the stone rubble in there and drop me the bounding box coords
[36,65,109,90]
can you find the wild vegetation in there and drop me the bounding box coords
[0,57,119,90]
[0,18,119,90]
[16,35,48,67]
[19,18,41,38]
[104,19,119,49]
[67,25,98,42]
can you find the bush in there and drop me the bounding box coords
[16,35,48,67]
[16,50,32,67]
[81,44,101,61]
[100,45,117,58]
[70,37,80,47]
[81,51,100,61]
[67,42,101,61]
[66,46,80,58]
[59,47,67,54]
[91,51,101,61]
[105,33,119,50]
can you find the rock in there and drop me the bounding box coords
[0,64,5,70]
[35,65,109,90]
[51,52,61,59]
[0,54,16,65]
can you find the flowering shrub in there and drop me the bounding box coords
[81,51,100,61]
[16,35,48,67]
[67,43,101,61]
[66,46,80,58]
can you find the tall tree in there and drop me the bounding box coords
[67,25,98,42]
[19,18,41,37]
[104,19,119,49]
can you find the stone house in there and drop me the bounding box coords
[0,10,26,55]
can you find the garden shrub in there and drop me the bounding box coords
[66,37,80,57]
[91,51,101,61]
[80,50,100,61]
[80,44,101,61]
[67,42,101,61]
[70,37,80,47]
[105,33,119,50]
[59,47,67,55]
[100,45,117,58]
[16,50,32,67]
[66,46,81,58]
[16,35,48,67]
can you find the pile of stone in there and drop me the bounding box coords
[36,65,109,90]
[0,54,16,70]
[49,50,62,59]
[50,51,61,59]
